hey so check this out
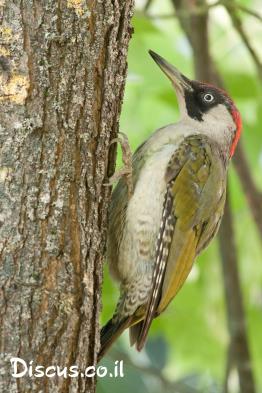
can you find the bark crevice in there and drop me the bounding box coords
[0,1,134,392]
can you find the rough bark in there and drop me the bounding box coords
[171,0,256,392]
[0,1,134,392]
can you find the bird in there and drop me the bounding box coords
[99,50,242,361]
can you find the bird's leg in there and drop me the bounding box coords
[105,132,133,198]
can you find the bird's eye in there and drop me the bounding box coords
[203,93,214,103]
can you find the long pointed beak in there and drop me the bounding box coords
[149,50,193,93]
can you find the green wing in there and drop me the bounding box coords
[136,134,227,349]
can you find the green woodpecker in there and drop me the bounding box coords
[99,50,242,360]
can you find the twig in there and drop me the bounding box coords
[233,143,262,241]
[224,1,262,82]
[144,0,154,13]
[144,1,262,23]
[219,0,262,23]
[236,3,262,23]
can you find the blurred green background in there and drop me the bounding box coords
[98,0,262,392]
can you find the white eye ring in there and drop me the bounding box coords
[203,93,214,103]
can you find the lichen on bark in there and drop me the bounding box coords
[0,1,134,392]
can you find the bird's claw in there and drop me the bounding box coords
[104,132,133,198]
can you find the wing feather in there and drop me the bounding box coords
[136,135,226,350]
[137,186,175,350]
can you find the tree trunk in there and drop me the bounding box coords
[0,1,134,392]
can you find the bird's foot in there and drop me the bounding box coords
[104,132,133,198]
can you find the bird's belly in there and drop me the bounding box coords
[117,145,176,282]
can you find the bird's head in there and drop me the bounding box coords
[149,50,242,157]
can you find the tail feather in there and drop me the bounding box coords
[98,317,131,361]
[129,320,144,348]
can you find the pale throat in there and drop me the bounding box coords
[181,104,236,157]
